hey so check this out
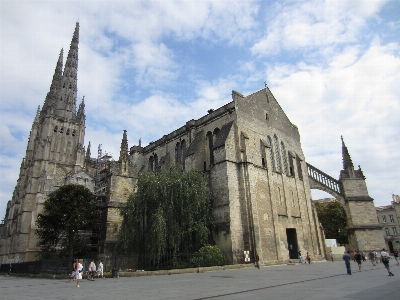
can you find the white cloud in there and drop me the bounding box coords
[252,0,388,56]
[268,40,400,206]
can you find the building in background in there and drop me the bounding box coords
[375,195,400,253]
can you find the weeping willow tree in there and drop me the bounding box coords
[116,166,213,257]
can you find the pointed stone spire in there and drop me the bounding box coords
[77,96,85,122]
[34,106,41,124]
[41,49,63,118]
[119,130,129,162]
[85,141,91,169]
[54,22,79,120]
[341,136,354,171]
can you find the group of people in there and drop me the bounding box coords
[70,259,104,287]
[342,248,397,276]
[297,251,311,264]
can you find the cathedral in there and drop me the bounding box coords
[0,23,384,264]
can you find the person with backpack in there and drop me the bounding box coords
[380,248,394,276]
[354,251,362,271]
[368,250,376,266]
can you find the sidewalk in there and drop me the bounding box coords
[1,260,398,299]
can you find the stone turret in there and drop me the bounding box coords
[338,137,384,251]
[119,130,129,173]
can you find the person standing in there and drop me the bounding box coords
[306,252,311,264]
[354,251,362,271]
[76,259,83,287]
[374,250,380,264]
[393,250,399,266]
[88,259,96,281]
[97,260,104,279]
[343,251,352,275]
[298,250,302,264]
[330,251,335,262]
[69,259,78,282]
[368,250,376,266]
[380,248,394,276]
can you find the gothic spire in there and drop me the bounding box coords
[77,96,85,123]
[341,136,354,171]
[85,141,91,169]
[54,22,79,120]
[41,49,63,118]
[34,105,41,124]
[119,130,128,162]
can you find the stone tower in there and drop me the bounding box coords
[0,22,92,262]
[339,137,384,251]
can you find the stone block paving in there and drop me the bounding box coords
[1,261,399,300]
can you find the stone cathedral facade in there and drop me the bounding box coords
[0,24,384,264]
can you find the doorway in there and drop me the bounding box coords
[286,228,298,259]
[388,241,394,253]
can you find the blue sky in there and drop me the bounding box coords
[1,0,399,218]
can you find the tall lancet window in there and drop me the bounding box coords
[281,142,288,175]
[273,135,282,173]
[149,156,154,171]
[181,140,186,170]
[154,154,158,171]
[267,136,275,171]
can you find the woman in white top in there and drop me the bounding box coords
[380,248,394,276]
[97,260,104,279]
[76,259,83,287]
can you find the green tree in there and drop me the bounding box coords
[36,184,99,266]
[315,200,349,245]
[116,166,213,257]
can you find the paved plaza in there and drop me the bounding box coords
[1,260,399,299]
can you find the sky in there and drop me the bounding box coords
[0,0,399,219]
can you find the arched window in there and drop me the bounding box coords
[181,140,186,169]
[149,156,154,171]
[207,131,214,165]
[267,136,275,171]
[154,154,158,170]
[281,142,288,175]
[54,125,58,132]
[273,135,282,172]
[175,142,181,163]
[288,152,295,176]
[296,156,303,180]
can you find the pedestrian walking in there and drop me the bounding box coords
[361,250,366,262]
[368,250,376,266]
[330,251,335,262]
[374,250,380,264]
[76,259,83,287]
[394,250,399,266]
[354,251,362,271]
[342,251,352,275]
[88,259,96,281]
[69,259,78,282]
[97,260,104,279]
[306,252,311,264]
[255,253,260,269]
[298,250,302,264]
[380,248,394,276]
